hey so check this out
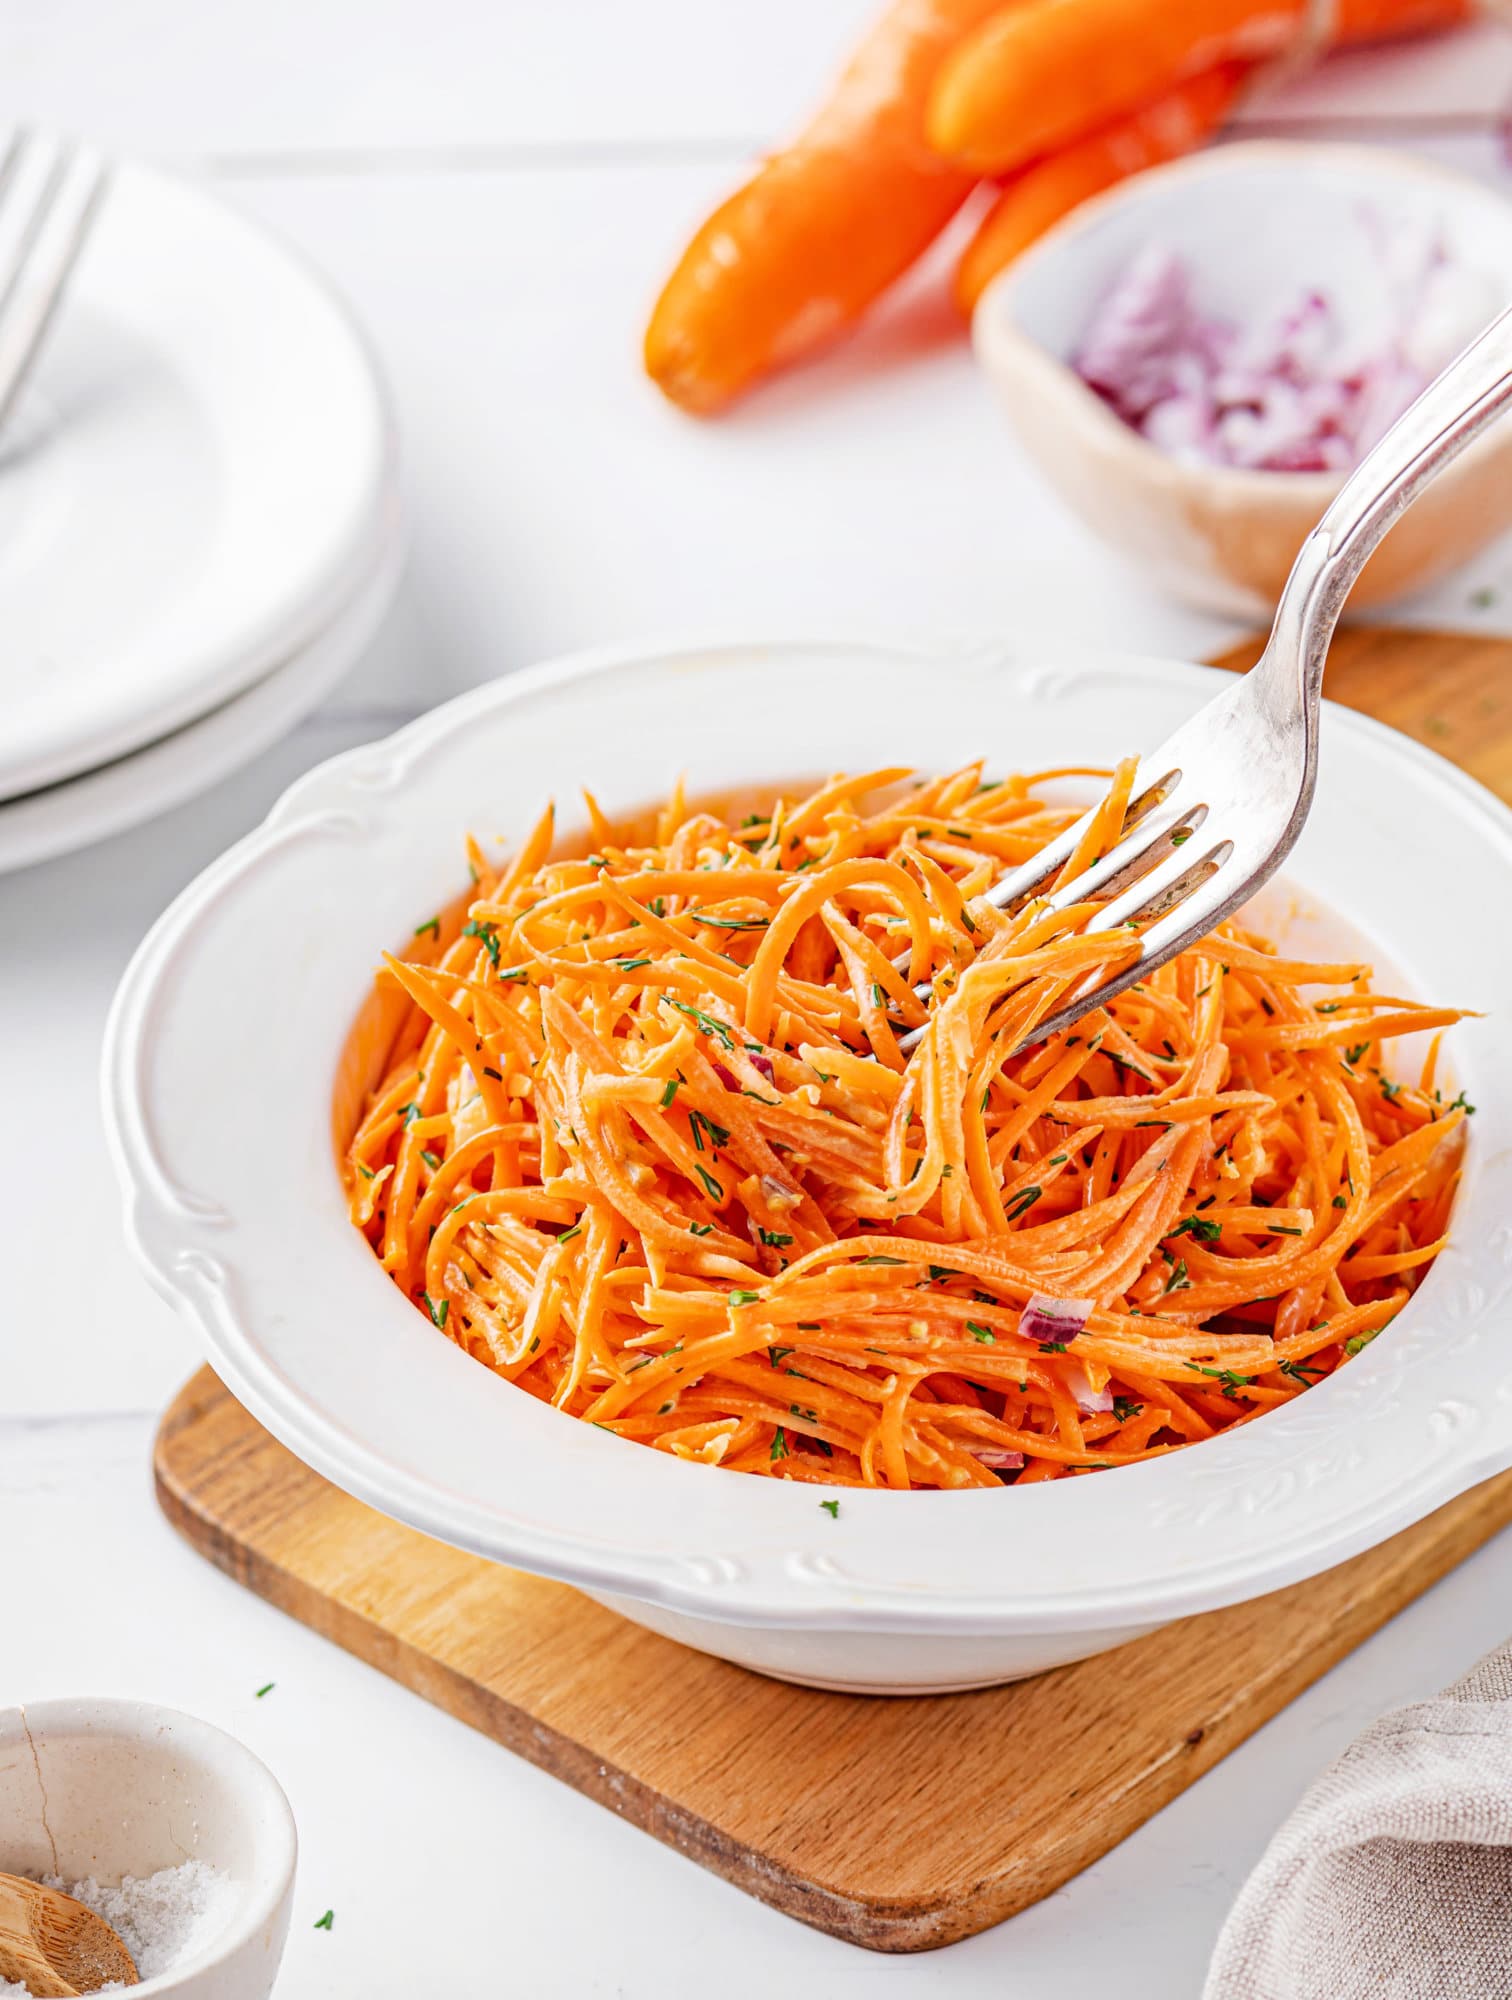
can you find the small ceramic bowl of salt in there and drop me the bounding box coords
[0,1700,295,1999]
[973,139,1512,617]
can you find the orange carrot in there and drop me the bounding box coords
[644,0,1018,415]
[954,63,1247,315]
[929,0,1471,177]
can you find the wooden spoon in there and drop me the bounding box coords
[0,1872,138,1995]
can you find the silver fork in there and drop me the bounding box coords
[899,299,1512,1058]
[0,129,109,437]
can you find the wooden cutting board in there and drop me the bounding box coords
[154,627,1512,1955]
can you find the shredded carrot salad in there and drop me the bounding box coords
[342,764,1468,1490]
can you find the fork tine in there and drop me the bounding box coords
[1087,832,1234,934]
[0,135,108,435]
[1037,795,1202,916]
[896,830,1243,1057]
[978,764,1184,917]
[996,843,1245,1053]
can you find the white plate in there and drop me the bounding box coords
[0,157,396,801]
[0,509,402,875]
[102,640,1512,1692]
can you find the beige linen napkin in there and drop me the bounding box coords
[1205,1643,1512,2000]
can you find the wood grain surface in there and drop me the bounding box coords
[154,628,1512,1953]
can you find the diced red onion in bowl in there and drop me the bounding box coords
[1072,238,1493,475]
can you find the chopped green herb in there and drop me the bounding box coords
[1278,1359,1324,1386]
[255,1682,275,1698]
[356,1162,375,1180]
[857,1254,906,1265]
[1005,1185,1042,1222]
[314,1911,334,1932]
[612,956,652,972]
[422,1292,448,1331]
[1380,1077,1403,1102]
[819,1498,840,1519]
[1185,1363,1255,1392]
[1168,1214,1221,1243]
[770,1426,790,1461]
[1112,1397,1143,1423]
[461,918,501,968]
[1163,1259,1191,1294]
[758,1227,794,1247]
[768,1346,794,1368]
[694,1164,723,1202]
[1344,1042,1369,1065]
[965,1321,996,1343]
[666,997,737,1050]
[412,915,441,940]
[660,1077,681,1108]
[729,1289,761,1308]
[1171,829,1192,846]
[400,1101,422,1126]
[1333,1193,1348,1208]
[1107,1053,1151,1082]
[698,914,769,931]
[556,1221,584,1245]
[420,1149,441,1170]
[1345,1328,1382,1357]
[689,1109,731,1152]
[688,1221,713,1237]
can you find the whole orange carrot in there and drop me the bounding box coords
[645,0,1019,414]
[929,0,1471,176]
[954,63,1247,314]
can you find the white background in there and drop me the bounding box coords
[7,8,1512,1994]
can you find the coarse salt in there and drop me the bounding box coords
[0,1858,234,1993]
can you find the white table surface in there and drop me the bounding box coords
[7,10,1512,1993]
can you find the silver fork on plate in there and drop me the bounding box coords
[898,299,1512,1058]
[0,129,109,436]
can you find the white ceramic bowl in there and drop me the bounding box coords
[103,638,1512,1692]
[0,1699,296,1998]
[973,142,1512,617]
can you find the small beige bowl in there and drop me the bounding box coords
[0,1700,296,1999]
[973,140,1512,617]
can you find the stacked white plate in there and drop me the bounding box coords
[0,155,402,873]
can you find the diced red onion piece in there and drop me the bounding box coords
[713,1053,775,1089]
[1064,1363,1114,1415]
[1019,1293,1094,1347]
[761,1174,801,1210]
[970,1448,1026,1472]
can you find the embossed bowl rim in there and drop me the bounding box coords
[102,637,1512,1636]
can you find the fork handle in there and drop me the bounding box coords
[1265,298,1512,702]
